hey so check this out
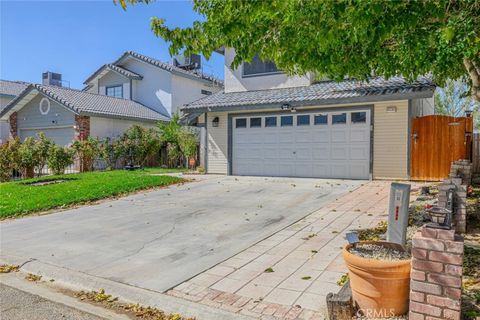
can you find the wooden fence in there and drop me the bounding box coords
[410,115,474,181]
[474,132,480,174]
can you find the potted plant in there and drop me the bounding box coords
[342,241,411,317]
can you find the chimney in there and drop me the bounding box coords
[42,72,63,87]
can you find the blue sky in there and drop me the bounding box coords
[0,0,224,89]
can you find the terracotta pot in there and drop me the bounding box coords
[188,158,196,168]
[342,241,411,317]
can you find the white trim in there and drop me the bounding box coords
[39,97,50,115]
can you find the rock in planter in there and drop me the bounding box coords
[342,241,411,317]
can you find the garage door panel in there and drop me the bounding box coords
[232,110,370,179]
[19,127,74,146]
[331,129,348,142]
[312,130,330,142]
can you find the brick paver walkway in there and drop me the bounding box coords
[167,181,417,319]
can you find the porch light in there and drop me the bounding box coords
[212,116,219,127]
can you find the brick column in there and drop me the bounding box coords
[9,112,17,139]
[74,115,90,141]
[449,160,472,186]
[409,226,464,320]
[437,178,467,233]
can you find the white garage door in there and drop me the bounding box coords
[232,110,371,179]
[19,127,74,146]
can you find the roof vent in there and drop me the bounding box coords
[172,54,201,71]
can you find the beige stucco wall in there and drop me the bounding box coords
[204,100,411,179]
[207,112,229,174]
[373,100,409,179]
[90,116,156,140]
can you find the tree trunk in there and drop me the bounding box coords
[463,58,480,102]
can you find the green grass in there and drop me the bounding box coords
[141,167,189,174]
[0,169,185,219]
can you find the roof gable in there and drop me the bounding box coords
[83,64,143,85]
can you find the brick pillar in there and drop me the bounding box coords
[9,112,17,139]
[409,226,464,320]
[449,160,472,186]
[437,178,467,233]
[74,115,90,141]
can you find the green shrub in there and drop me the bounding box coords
[0,139,20,182]
[98,138,123,170]
[179,127,198,167]
[18,137,40,178]
[47,145,75,175]
[34,132,53,175]
[118,125,160,166]
[72,137,100,172]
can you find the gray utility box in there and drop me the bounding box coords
[386,183,411,245]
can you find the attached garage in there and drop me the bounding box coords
[232,109,371,179]
[19,127,74,146]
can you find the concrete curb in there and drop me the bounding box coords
[0,255,253,320]
[0,273,130,320]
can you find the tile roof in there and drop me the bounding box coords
[83,64,143,84]
[1,84,169,122]
[0,80,29,97]
[182,77,435,111]
[113,51,223,85]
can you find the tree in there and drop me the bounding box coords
[72,137,100,172]
[435,78,480,129]
[47,145,75,175]
[18,137,40,178]
[117,0,480,101]
[158,113,183,166]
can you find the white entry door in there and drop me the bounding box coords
[232,110,371,179]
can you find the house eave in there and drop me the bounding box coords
[181,89,435,114]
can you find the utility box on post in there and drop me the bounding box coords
[387,183,411,245]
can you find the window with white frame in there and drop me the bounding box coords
[106,85,123,98]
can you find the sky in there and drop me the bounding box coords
[0,0,225,89]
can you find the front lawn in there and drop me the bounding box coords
[0,169,185,219]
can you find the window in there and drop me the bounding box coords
[297,115,310,126]
[332,113,347,124]
[314,114,328,125]
[351,112,367,123]
[265,116,277,127]
[243,54,280,77]
[106,85,123,98]
[250,117,262,128]
[236,118,247,128]
[201,89,212,95]
[281,116,293,127]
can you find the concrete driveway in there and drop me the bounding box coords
[0,175,362,293]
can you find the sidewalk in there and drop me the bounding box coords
[167,181,409,319]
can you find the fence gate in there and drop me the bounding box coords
[410,115,473,181]
[474,133,480,174]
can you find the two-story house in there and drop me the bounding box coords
[182,48,436,180]
[0,51,222,146]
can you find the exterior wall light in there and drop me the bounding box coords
[281,103,296,112]
[212,116,219,127]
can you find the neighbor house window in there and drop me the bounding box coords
[236,118,247,128]
[280,116,293,127]
[265,116,277,127]
[106,85,123,98]
[314,114,328,125]
[243,54,280,77]
[332,113,347,124]
[250,117,262,128]
[351,112,367,123]
[297,115,310,126]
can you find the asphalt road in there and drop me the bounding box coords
[0,283,107,320]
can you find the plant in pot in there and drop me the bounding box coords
[179,128,198,169]
[342,240,411,317]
